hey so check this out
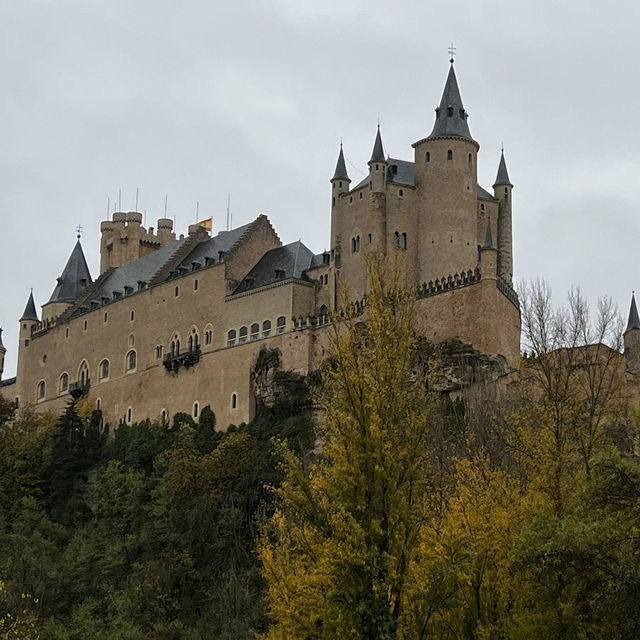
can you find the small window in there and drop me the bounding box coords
[171,336,180,356]
[130,310,135,321]
[96,398,101,410]
[359,192,363,199]
[394,231,400,249]
[129,334,135,347]
[37,380,46,401]
[426,151,430,162]
[399,189,404,197]
[338,181,342,188]
[65,328,69,338]
[161,409,167,422]
[227,329,236,347]
[24,339,29,347]
[468,153,472,164]
[83,320,88,330]
[250,323,259,341]
[368,234,372,243]
[188,328,199,351]
[231,393,237,410]
[447,149,453,160]
[104,312,108,323]
[349,196,353,203]
[174,286,179,297]
[369,182,372,191]
[99,359,110,380]
[205,329,212,345]
[447,106,453,117]
[126,350,137,371]
[276,316,286,334]
[375,163,379,171]
[332,197,335,207]
[480,204,485,211]
[262,320,271,338]
[59,373,69,393]
[126,407,132,424]
[193,402,199,419]
[239,326,248,344]
[155,345,163,360]
[79,361,89,386]
[391,165,398,175]
[401,233,407,250]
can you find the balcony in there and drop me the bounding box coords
[69,379,91,400]
[163,347,201,373]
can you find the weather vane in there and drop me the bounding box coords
[448,42,456,63]
[76,224,83,239]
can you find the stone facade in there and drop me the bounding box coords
[1,61,523,428]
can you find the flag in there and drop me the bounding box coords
[197,217,212,233]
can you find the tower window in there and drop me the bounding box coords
[126,350,137,371]
[193,402,199,419]
[359,192,363,199]
[37,380,46,401]
[468,153,472,164]
[250,323,259,341]
[481,204,485,211]
[332,197,335,207]
[99,359,110,380]
[399,189,404,197]
[194,279,199,291]
[174,286,179,297]
[376,164,379,171]
[426,151,430,162]
[59,373,69,393]
[339,181,342,188]
[262,320,271,338]
[447,149,453,160]
[447,106,454,117]
[231,393,238,410]
[227,329,236,347]
[239,326,248,344]
[276,316,286,334]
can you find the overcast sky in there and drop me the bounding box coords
[1,0,638,377]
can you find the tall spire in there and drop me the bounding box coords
[482,219,495,250]
[428,61,473,142]
[21,291,38,321]
[494,148,512,187]
[369,125,385,163]
[47,240,93,304]
[0,327,5,352]
[626,293,640,332]
[331,143,350,181]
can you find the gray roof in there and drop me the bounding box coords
[332,145,350,181]
[494,150,512,186]
[477,184,495,199]
[232,240,315,294]
[0,327,5,351]
[369,126,385,163]
[179,222,253,268]
[627,294,640,332]
[482,220,495,250]
[428,63,474,142]
[21,291,38,321]
[48,240,93,304]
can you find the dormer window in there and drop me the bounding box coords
[460,109,466,119]
[275,269,285,279]
[218,251,225,261]
[80,278,87,288]
[390,165,398,175]
[447,106,454,117]
[124,286,133,296]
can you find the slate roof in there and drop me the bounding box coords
[332,146,349,181]
[21,291,38,321]
[179,222,253,269]
[0,328,5,351]
[369,126,385,163]
[494,150,512,186]
[482,220,495,250]
[232,241,316,294]
[428,63,474,142]
[477,185,495,199]
[626,293,640,332]
[48,240,93,304]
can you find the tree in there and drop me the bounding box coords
[259,259,464,639]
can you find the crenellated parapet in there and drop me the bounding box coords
[417,268,481,298]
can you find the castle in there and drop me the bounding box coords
[0,60,524,428]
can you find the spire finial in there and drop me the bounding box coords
[448,42,456,64]
[76,224,83,240]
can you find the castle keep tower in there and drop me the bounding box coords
[412,59,479,282]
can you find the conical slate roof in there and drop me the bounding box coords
[0,327,5,352]
[48,240,93,304]
[332,144,350,181]
[369,126,385,163]
[482,219,495,250]
[494,150,512,186]
[428,62,473,142]
[21,291,38,321]
[626,293,640,332]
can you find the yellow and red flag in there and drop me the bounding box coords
[197,217,212,233]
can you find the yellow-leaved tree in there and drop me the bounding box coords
[259,259,470,640]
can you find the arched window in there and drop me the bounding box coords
[59,373,69,393]
[193,402,199,419]
[128,333,135,346]
[126,407,133,424]
[99,359,110,380]
[262,320,271,338]
[401,233,407,250]
[231,393,238,410]
[447,149,453,160]
[96,398,101,410]
[250,323,259,341]
[160,409,167,423]
[319,304,328,325]
[170,333,181,356]
[239,326,248,344]
[468,153,472,164]
[352,237,357,253]
[204,324,213,346]
[227,329,236,347]
[37,380,46,401]
[126,350,137,371]
[394,231,400,248]
[426,151,430,162]
[78,361,89,387]
[276,316,286,334]
[188,327,199,351]
[155,345,163,360]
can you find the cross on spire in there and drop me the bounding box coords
[448,42,456,64]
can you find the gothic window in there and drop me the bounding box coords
[37,380,46,401]
[204,324,213,346]
[276,316,286,334]
[155,345,163,360]
[78,361,89,387]
[262,320,271,338]
[227,329,236,347]
[99,359,110,380]
[171,333,181,356]
[59,373,68,393]
[250,323,259,341]
[447,149,453,160]
[126,350,137,371]
[239,326,248,344]
[188,327,199,351]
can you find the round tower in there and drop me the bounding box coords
[368,125,387,194]
[413,60,479,282]
[0,327,6,382]
[493,149,514,285]
[624,293,640,376]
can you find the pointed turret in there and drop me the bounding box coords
[482,219,495,250]
[330,143,351,209]
[428,61,473,142]
[47,240,92,304]
[368,125,387,193]
[493,149,512,187]
[624,292,640,375]
[20,291,38,321]
[332,144,350,182]
[0,328,5,383]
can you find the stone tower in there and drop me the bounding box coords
[16,291,39,404]
[494,150,514,285]
[624,293,640,375]
[412,59,479,282]
[0,328,6,382]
